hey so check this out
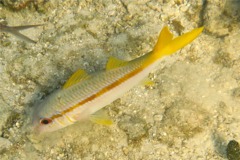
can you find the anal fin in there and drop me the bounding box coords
[90,110,113,126]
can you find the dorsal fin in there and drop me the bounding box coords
[106,56,129,70]
[63,69,89,89]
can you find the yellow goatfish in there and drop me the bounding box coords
[32,26,203,133]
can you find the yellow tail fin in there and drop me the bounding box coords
[152,26,204,59]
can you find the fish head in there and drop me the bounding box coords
[31,91,65,134]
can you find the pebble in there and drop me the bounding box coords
[227,140,240,160]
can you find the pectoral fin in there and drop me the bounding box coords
[141,77,155,86]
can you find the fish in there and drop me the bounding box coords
[0,23,42,43]
[31,26,204,134]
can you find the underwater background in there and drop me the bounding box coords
[0,0,240,159]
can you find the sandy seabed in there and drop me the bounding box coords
[0,0,240,159]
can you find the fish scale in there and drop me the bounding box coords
[50,58,145,118]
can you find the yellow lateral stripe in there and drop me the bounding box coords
[50,66,145,120]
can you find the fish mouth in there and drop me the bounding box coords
[29,121,39,134]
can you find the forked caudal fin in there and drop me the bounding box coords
[151,26,204,60]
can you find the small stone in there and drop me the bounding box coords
[212,52,232,68]
[227,140,240,160]
[232,87,240,99]
[118,114,148,142]
[153,114,163,122]
[15,122,20,128]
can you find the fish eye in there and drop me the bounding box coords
[40,118,52,125]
